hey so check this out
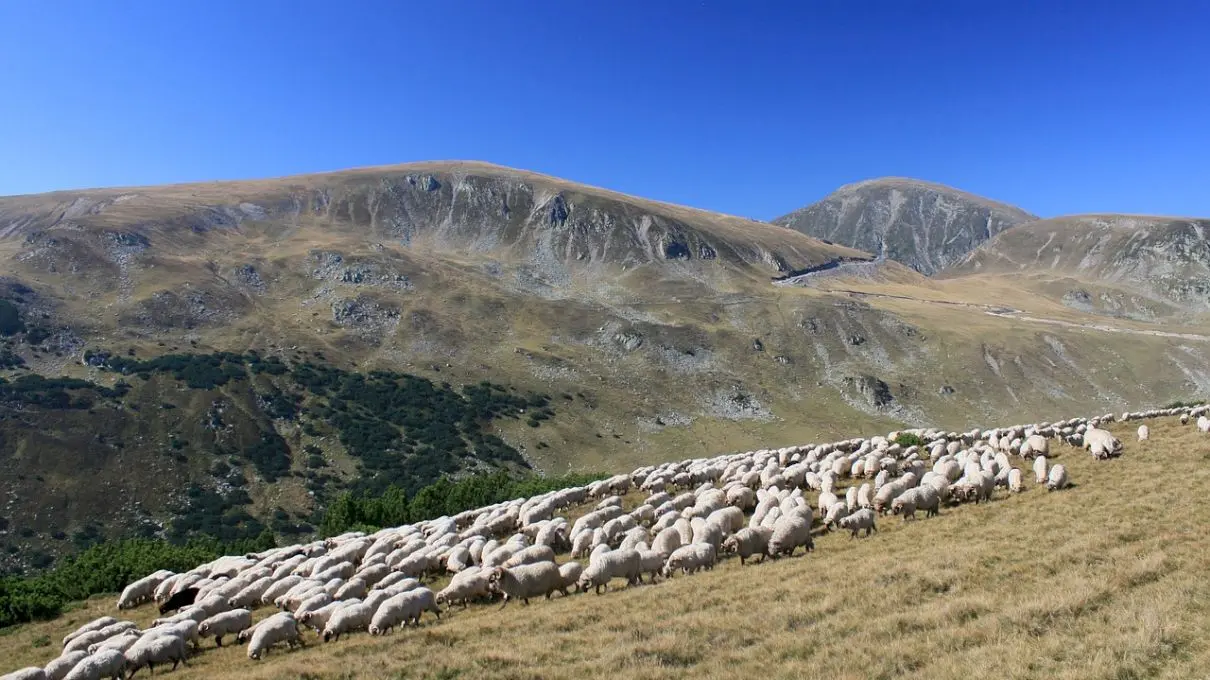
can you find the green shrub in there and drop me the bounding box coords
[894,432,926,448]
[0,531,275,628]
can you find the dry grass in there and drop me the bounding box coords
[4,418,1209,679]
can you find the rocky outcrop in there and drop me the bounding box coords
[774,178,1035,275]
[944,215,1210,312]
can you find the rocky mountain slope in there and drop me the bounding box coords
[942,214,1210,320]
[774,177,1037,275]
[0,162,1205,571]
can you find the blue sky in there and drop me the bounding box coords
[1,1,1206,219]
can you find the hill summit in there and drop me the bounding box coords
[773,177,1037,275]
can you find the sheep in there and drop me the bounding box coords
[636,550,665,583]
[247,613,304,660]
[197,608,252,647]
[146,619,200,651]
[578,549,642,594]
[1033,455,1049,485]
[890,493,917,520]
[368,588,440,634]
[555,562,583,596]
[86,631,140,656]
[0,669,47,680]
[124,634,188,677]
[298,600,349,633]
[650,526,683,560]
[116,570,172,610]
[62,618,119,649]
[502,544,556,568]
[157,587,199,615]
[661,543,717,577]
[487,562,562,605]
[436,568,493,609]
[768,511,814,557]
[1047,464,1070,491]
[1008,468,1023,493]
[44,652,88,680]
[721,527,772,565]
[323,601,375,642]
[838,508,877,538]
[1137,425,1149,441]
[62,649,125,680]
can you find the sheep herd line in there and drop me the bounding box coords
[4,404,1201,680]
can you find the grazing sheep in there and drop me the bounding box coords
[1047,464,1070,491]
[323,602,375,642]
[116,571,173,610]
[368,589,440,634]
[838,508,877,538]
[86,631,140,656]
[125,634,189,677]
[636,550,665,583]
[650,527,683,559]
[1137,425,1149,441]
[661,543,717,577]
[721,527,772,565]
[502,545,556,568]
[1008,468,1023,493]
[555,562,583,596]
[1033,456,1049,485]
[246,613,303,660]
[299,601,350,633]
[197,609,252,647]
[487,562,562,605]
[578,549,642,594]
[437,568,493,609]
[63,649,125,680]
[62,618,119,650]
[44,652,88,680]
[157,587,199,615]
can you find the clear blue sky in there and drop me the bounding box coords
[1,1,1207,219]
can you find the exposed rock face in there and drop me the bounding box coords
[774,178,1036,275]
[944,215,1210,312]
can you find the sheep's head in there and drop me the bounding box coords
[198,622,211,635]
[721,536,738,554]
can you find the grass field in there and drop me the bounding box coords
[3,417,1208,679]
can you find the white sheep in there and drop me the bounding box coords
[502,544,556,568]
[62,618,119,650]
[63,649,125,680]
[487,562,562,605]
[838,508,877,538]
[368,589,440,634]
[721,527,772,565]
[1047,464,1070,491]
[246,612,303,660]
[323,601,375,641]
[437,568,493,608]
[86,631,140,656]
[1033,455,1049,484]
[555,562,583,596]
[1137,425,1149,441]
[124,634,189,676]
[661,543,716,577]
[197,608,252,647]
[1008,468,1023,493]
[44,651,87,680]
[578,549,642,594]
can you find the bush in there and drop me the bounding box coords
[894,432,926,448]
[0,531,275,628]
[1163,400,1205,409]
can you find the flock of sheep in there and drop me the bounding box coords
[3,404,1198,680]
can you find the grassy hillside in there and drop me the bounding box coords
[2,416,1206,679]
[2,163,1209,572]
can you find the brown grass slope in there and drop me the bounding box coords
[2,164,1210,559]
[3,416,1208,679]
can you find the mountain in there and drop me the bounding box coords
[773,177,1037,275]
[942,214,1210,320]
[0,162,1205,572]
